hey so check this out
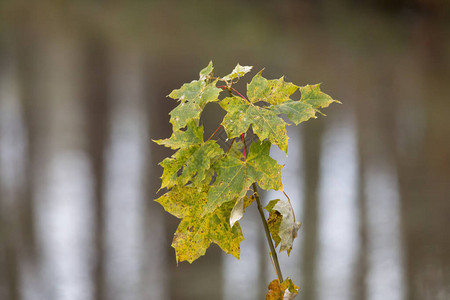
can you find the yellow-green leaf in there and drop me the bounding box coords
[159,141,222,190]
[205,155,252,214]
[157,122,223,190]
[246,140,284,191]
[205,140,283,214]
[299,84,340,109]
[155,185,201,219]
[247,71,298,104]
[168,72,221,130]
[153,120,203,150]
[221,74,338,152]
[270,100,317,125]
[220,96,289,152]
[163,185,244,264]
[208,200,244,259]
[169,101,202,131]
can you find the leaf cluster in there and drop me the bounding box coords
[154,61,338,298]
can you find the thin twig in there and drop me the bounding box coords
[230,86,250,103]
[207,125,222,141]
[225,138,235,154]
[241,134,247,160]
[269,252,281,283]
[217,85,251,103]
[254,183,284,283]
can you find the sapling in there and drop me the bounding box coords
[154,62,339,299]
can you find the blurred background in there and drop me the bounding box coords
[1,0,449,299]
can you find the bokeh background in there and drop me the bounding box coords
[1,1,450,299]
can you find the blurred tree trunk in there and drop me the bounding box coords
[145,59,223,300]
[397,8,450,300]
[16,30,38,265]
[1,10,44,299]
[0,187,20,300]
[0,199,20,300]
[300,119,324,300]
[0,41,19,300]
[353,70,369,300]
[12,4,40,265]
[83,36,110,300]
[0,85,20,300]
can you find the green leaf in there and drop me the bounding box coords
[205,155,252,214]
[222,63,253,81]
[265,199,301,255]
[168,76,221,130]
[208,200,244,258]
[246,140,284,191]
[153,120,203,150]
[206,140,283,214]
[178,141,223,186]
[157,185,244,263]
[159,147,196,190]
[247,71,298,104]
[220,73,338,152]
[220,96,289,152]
[159,141,222,190]
[266,277,299,300]
[157,122,223,190]
[169,80,203,103]
[169,101,202,131]
[300,84,340,109]
[270,100,317,125]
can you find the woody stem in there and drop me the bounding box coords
[253,183,284,283]
[241,134,284,283]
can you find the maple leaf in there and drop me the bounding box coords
[169,101,202,131]
[156,185,244,263]
[270,100,317,125]
[153,120,203,150]
[222,63,253,82]
[220,72,339,152]
[155,122,223,190]
[205,140,283,214]
[266,277,299,300]
[299,83,340,109]
[247,71,298,105]
[168,62,221,130]
[220,96,290,152]
[265,199,301,255]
